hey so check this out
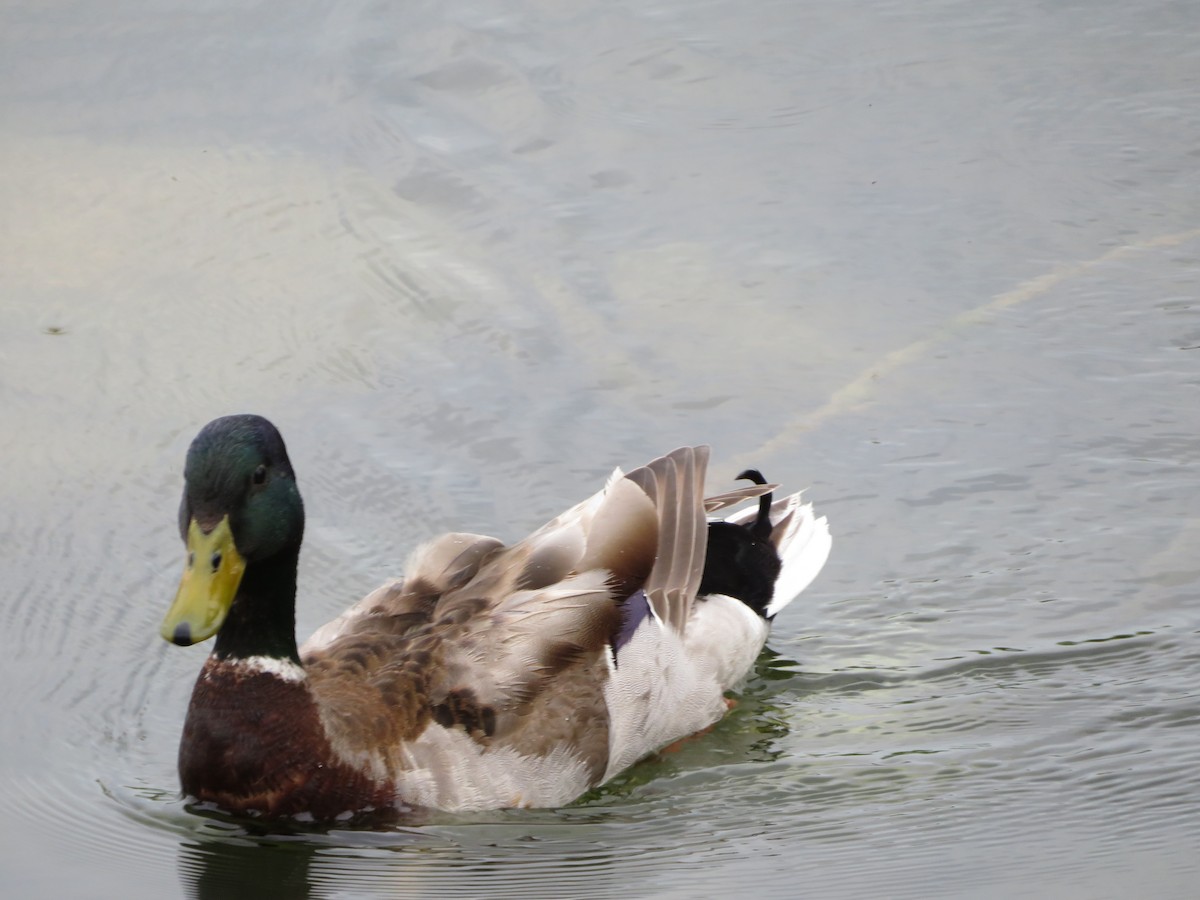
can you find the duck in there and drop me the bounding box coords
[160,414,831,822]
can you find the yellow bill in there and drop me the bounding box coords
[161,516,245,646]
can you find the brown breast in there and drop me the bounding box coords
[178,658,397,822]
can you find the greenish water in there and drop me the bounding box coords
[2,1,1199,897]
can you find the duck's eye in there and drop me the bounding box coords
[252,464,268,486]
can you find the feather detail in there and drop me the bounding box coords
[702,482,779,513]
[625,446,709,632]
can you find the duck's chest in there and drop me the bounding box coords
[178,657,396,821]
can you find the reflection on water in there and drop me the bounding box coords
[3,0,1200,897]
[180,839,316,900]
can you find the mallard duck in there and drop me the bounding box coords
[160,414,830,822]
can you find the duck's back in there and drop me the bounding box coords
[289,447,829,812]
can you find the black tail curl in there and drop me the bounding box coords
[735,468,774,540]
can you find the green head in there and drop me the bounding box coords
[160,415,305,647]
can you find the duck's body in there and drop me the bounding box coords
[161,415,830,821]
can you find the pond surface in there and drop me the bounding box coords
[3,0,1200,897]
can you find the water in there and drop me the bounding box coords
[3,0,1199,897]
